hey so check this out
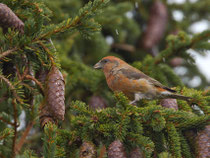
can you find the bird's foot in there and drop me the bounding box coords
[129,100,137,105]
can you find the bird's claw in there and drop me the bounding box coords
[129,100,137,105]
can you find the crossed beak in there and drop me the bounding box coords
[93,61,102,69]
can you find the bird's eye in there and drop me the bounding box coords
[102,59,108,63]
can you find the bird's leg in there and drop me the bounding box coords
[129,93,142,105]
[129,100,137,105]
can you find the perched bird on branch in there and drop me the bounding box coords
[94,56,191,104]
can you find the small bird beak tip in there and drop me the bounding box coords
[93,63,102,69]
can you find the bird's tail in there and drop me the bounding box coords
[168,94,192,101]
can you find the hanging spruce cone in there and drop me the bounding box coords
[0,3,24,34]
[195,125,210,158]
[141,0,168,50]
[79,141,97,158]
[39,104,55,128]
[88,95,107,111]
[108,140,127,158]
[170,57,184,67]
[46,66,65,120]
[160,99,178,110]
[129,147,144,158]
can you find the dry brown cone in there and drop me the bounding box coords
[88,95,107,111]
[0,3,24,34]
[129,147,144,158]
[79,141,97,158]
[141,0,168,51]
[108,140,127,158]
[170,57,184,67]
[160,99,178,110]
[46,66,65,120]
[195,125,210,158]
[39,103,56,128]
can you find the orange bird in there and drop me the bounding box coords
[94,56,191,104]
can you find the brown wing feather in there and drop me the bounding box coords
[119,68,176,93]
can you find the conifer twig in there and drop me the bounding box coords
[98,145,106,158]
[0,75,24,104]
[38,42,55,66]
[21,65,29,80]
[0,93,7,104]
[0,117,14,126]
[33,0,106,41]
[154,31,210,64]
[15,121,35,154]
[25,75,44,94]
[0,131,12,140]
[0,47,18,59]
[11,100,18,158]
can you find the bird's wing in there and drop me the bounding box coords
[119,68,176,93]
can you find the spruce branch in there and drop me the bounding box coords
[25,75,44,94]
[0,128,14,141]
[11,100,18,158]
[34,0,109,41]
[154,30,210,64]
[14,121,35,155]
[98,145,106,158]
[0,74,24,104]
[0,47,18,59]
[0,128,14,158]
[166,123,181,158]
[20,63,29,80]
[43,122,57,158]
[0,93,7,104]
[38,42,55,66]
[0,116,14,126]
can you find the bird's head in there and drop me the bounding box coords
[94,56,124,72]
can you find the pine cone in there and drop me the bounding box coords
[46,66,65,120]
[39,104,55,128]
[160,99,178,110]
[129,147,144,158]
[79,141,96,158]
[108,140,127,158]
[141,0,168,50]
[195,125,210,158]
[170,57,184,67]
[88,95,107,111]
[0,3,24,34]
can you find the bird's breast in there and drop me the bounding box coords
[105,73,138,98]
[106,73,119,91]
